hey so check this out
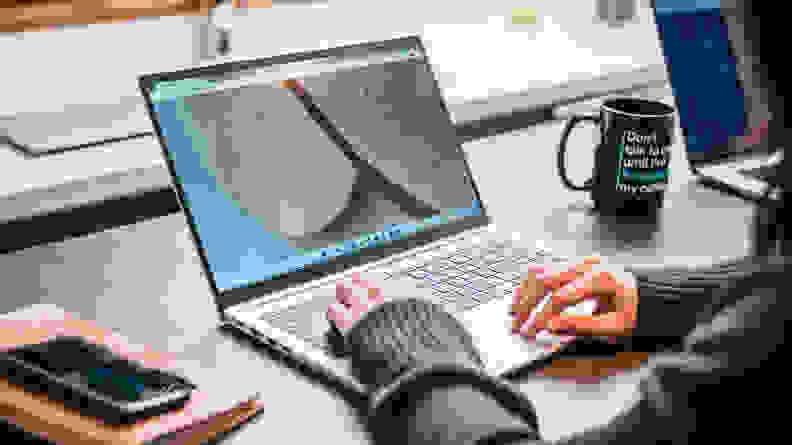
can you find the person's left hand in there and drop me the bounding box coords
[326,273,386,334]
[325,273,484,393]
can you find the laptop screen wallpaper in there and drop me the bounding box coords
[146,45,482,292]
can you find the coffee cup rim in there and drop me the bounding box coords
[602,96,676,119]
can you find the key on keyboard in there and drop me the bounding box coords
[396,238,554,313]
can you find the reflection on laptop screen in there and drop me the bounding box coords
[653,1,750,160]
[146,42,482,292]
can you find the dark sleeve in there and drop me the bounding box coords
[627,256,764,343]
[366,362,675,445]
[367,365,543,445]
[377,382,663,445]
[397,386,667,445]
[397,385,545,445]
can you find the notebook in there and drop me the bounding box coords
[0,96,152,156]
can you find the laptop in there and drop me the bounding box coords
[138,36,595,393]
[651,2,784,201]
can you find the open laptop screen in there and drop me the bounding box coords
[140,38,485,304]
[653,1,758,164]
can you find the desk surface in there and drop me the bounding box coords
[0,0,668,223]
[0,113,754,443]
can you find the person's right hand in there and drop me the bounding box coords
[511,256,639,339]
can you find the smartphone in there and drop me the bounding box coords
[0,336,196,425]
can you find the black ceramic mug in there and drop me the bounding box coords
[557,97,676,215]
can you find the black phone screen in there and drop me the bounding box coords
[6,337,184,402]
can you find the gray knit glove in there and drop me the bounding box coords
[342,298,485,393]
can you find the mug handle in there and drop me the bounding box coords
[557,115,601,191]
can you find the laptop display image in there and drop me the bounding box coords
[143,39,481,296]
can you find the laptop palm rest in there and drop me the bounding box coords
[459,295,557,377]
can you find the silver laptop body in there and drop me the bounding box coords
[139,36,591,393]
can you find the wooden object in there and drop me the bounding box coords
[538,351,651,381]
[0,304,264,445]
[0,0,215,33]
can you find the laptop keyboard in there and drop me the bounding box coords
[258,237,559,350]
[386,240,553,312]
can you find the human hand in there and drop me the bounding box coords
[326,273,386,335]
[511,256,638,339]
[326,273,483,392]
[509,256,602,328]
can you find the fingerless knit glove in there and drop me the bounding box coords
[342,298,542,445]
[343,298,484,392]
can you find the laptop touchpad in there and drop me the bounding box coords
[459,296,555,376]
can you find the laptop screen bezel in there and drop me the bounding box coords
[138,35,491,314]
